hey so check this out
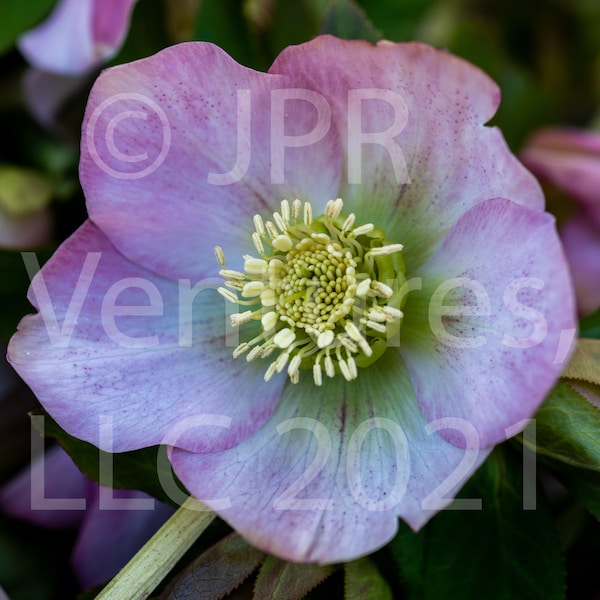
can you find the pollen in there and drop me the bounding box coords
[216,198,406,385]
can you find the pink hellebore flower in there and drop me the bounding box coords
[8,37,576,563]
[521,128,600,316]
[0,445,174,589]
[18,0,138,75]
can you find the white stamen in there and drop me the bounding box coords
[275,351,290,372]
[265,221,279,239]
[261,311,278,330]
[313,363,323,386]
[242,281,264,297]
[356,278,372,298]
[246,346,263,361]
[371,281,394,298]
[347,356,358,379]
[220,269,246,280]
[253,214,265,235]
[341,213,356,232]
[345,322,373,357]
[339,359,352,381]
[351,223,374,236]
[325,198,343,219]
[233,343,250,358]
[252,232,265,255]
[244,257,268,277]
[264,361,279,381]
[368,244,404,256]
[288,354,302,378]
[273,212,287,233]
[217,287,238,303]
[383,306,403,320]
[274,328,295,349]
[272,235,293,252]
[311,232,330,244]
[214,246,226,266]
[317,330,334,348]
[230,311,254,326]
[292,199,302,220]
[324,355,335,378]
[260,288,277,306]
[365,320,387,333]
[281,199,290,222]
[367,308,387,322]
[303,201,312,225]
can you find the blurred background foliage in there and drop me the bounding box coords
[1,0,600,598]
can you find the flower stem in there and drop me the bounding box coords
[95,496,215,600]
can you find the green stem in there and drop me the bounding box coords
[95,496,215,600]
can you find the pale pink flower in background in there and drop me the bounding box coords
[0,445,174,589]
[18,0,138,75]
[521,127,600,315]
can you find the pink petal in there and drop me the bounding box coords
[521,127,600,226]
[80,42,342,280]
[71,485,174,588]
[18,0,137,76]
[171,353,488,564]
[0,445,87,529]
[8,221,285,452]
[270,36,543,269]
[401,198,576,448]
[561,214,600,316]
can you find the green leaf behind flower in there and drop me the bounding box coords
[163,533,264,600]
[254,555,335,600]
[0,0,56,55]
[390,447,565,600]
[32,409,187,507]
[562,338,600,386]
[320,0,382,43]
[344,557,392,600]
[579,308,600,339]
[525,380,600,471]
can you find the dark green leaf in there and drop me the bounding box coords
[164,533,264,600]
[524,380,600,471]
[390,447,566,600]
[0,249,53,341]
[320,0,382,43]
[109,0,169,67]
[193,0,258,68]
[266,0,321,60]
[555,466,600,521]
[32,409,187,506]
[254,555,335,600]
[0,0,56,55]
[355,0,436,42]
[579,308,600,340]
[344,557,391,600]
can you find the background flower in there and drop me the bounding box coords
[18,0,138,76]
[0,444,174,589]
[521,128,600,315]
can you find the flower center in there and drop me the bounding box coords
[216,198,406,385]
